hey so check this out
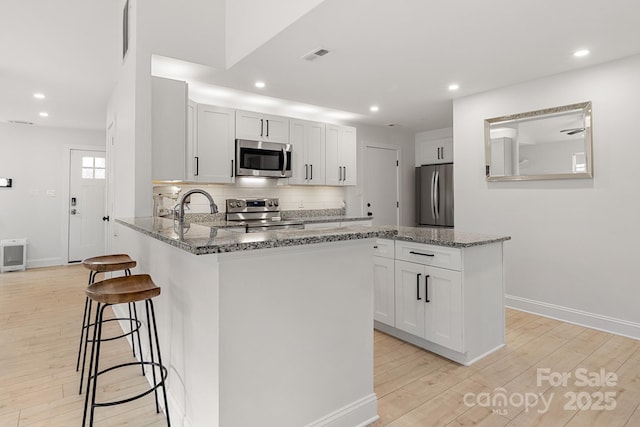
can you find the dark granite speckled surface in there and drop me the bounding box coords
[116,217,395,255]
[116,218,510,255]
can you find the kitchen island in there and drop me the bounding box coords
[113,218,509,427]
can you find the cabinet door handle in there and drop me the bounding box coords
[260,119,264,137]
[409,251,435,257]
[425,275,430,303]
[437,147,440,159]
[194,156,199,176]
[231,159,234,177]
[416,273,422,301]
[310,164,313,180]
[266,119,269,137]
[305,164,308,180]
[344,166,347,182]
[441,146,444,159]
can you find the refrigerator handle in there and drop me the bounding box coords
[431,171,437,220]
[435,170,440,220]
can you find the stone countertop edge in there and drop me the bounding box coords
[392,226,511,248]
[115,218,394,255]
[115,218,510,254]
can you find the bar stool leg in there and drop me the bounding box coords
[132,302,146,376]
[147,299,171,425]
[76,271,97,372]
[82,302,105,427]
[78,298,93,394]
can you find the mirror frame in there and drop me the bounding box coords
[484,101,593,181]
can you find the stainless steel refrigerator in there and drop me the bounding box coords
[416,163,454,227]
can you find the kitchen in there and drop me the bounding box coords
[2,0,640,426]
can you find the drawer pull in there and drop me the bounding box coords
[425,275,430,303]
[373,245,378,249]
[409,251,435,257]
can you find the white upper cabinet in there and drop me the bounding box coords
[235,110,289,143]
[325,124,357,186]
[416,137,453,165]
[415,128,454,166]
[151,77,187,181]
[194,104,235,183]
[289,119,326,185]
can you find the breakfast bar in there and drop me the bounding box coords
[113,218,508,427]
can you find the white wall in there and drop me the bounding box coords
[0,123,104,267]
[454,54,640,337]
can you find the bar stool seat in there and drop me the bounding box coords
[83,274,170,426]
[82,254,137,272]
[76,254,142,395]
[85,274,161,304]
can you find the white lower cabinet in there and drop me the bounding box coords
[395,260,462,352]
[374,239,505,365]
[373,239,395,326]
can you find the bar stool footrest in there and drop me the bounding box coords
[85,317,143,343]
[92,361,168,408]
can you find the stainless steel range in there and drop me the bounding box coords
[226,198,305,232]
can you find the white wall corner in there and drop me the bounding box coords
[225,0,326,68]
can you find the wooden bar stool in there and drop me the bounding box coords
[77,254,143,395]
[82,274,170,427]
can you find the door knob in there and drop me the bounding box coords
[367,212,373,216]
[102,216,110,222]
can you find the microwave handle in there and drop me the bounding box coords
[281,146,288,177]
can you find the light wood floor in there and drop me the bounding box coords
[2,266,640,426]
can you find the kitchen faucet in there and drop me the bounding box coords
[174,189,218,223]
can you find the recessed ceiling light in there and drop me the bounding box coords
[370,105,379,112]
[33,93,45,99]
[448,84,460,91]
[573,49,590,57]
[255,81,266,88]
[39,112,49,117]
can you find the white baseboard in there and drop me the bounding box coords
[26,257,63,269]
[506,294,640,340]
[304,393,379,427]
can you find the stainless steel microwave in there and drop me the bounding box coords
[236,139,292,178]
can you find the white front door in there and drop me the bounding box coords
[364,145,399,226]
[68,149,106,262]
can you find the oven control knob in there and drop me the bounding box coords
[274,200,279,206]
[229,201,236,208]
[238,201,244,207]
[268,201,273,207]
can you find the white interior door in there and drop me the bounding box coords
[364,146,399,226]
[68,149,106,262]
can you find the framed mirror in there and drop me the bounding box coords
[484,101,593,181]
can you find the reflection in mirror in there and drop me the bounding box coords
[485,102,593,181]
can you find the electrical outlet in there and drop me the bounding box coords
[299,199,304,208]
[46,189,56,197]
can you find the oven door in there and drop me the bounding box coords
[236,139,292,177]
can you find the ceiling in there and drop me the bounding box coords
[2,0,640,133]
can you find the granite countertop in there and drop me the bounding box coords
[294,215,371,224]
[179,213,370,228]
[393,226,511,248]
[116,217,394,255]
[116,217,510,254]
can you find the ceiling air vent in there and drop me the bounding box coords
[302,48,330,61]
[8,120,34,125]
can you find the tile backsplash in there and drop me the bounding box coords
[155,180,347,214]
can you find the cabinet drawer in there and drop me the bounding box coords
[373,239,394,258]
[395,241,461,271]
